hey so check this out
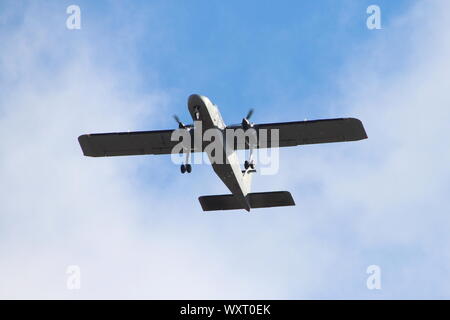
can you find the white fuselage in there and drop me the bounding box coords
[187,94,251,211]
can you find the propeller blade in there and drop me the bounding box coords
[246,108,254,120]
[173,114,186,129]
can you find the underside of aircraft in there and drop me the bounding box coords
[78,94,367,212]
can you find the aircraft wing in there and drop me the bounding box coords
[78,129,189,157]
[79,118,367,156]
[249,117,367,149]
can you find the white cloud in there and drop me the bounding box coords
[0,1,325,299]
[270,0,450,298]
[1,0,450,299]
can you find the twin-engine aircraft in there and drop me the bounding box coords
[78,94,367,212]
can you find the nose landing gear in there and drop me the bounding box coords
[193,106,200,120]
[181,150,192,174]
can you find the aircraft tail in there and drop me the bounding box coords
[198,191,295,212]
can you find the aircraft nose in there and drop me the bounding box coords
[188,94,213,120]
[188,94,212,108]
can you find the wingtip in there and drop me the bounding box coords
[347,118,368,141]
[77,134,95,157]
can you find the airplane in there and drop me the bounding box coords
[78,94,367,212]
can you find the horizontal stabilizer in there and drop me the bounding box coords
[199,191,295,212]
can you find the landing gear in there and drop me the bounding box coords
[244,160,255,170]
[181,163,192,174]
[181,150,192,174]
[244,145,255,170]
[193,106,200,120]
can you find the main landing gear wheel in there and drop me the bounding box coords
[181,164,192,174]
[244,161,249,169]
[244,161,255,170]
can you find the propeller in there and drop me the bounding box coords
[242,108,254,130]
[173,114,186,129]
[246,108,254,120]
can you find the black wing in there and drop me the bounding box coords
[78,129,193,157]
[245,117,367,149]
[79,118,367,156]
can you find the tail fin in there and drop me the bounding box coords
[199,191,295,212]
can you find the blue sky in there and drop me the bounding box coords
[75,0,413,119]
[1,0,450,299]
